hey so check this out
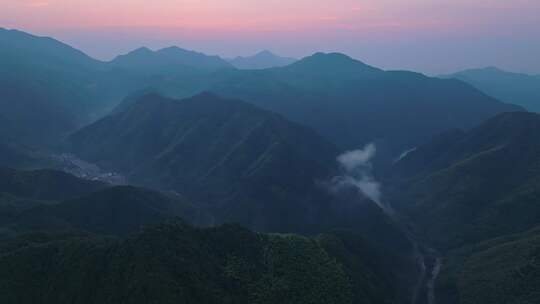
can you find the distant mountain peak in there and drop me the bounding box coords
[252,50,281,58]
[480,66,504,72]
[442,66,540,112]
[157,46,193,55]
[111,45,232,70]
[0,27,41,38]
[131,46,153,54]
[228,50,297,69]
[0,27,99,67]
[301,52,361,64]
[160,46,183,51]
[287,52,382,75]
[257,50,274,56]
[458,66,506,74]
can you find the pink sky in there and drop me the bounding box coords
[2,0,540,74]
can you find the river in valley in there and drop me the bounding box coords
[379,203,442,304]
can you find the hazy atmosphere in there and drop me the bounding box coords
[3,0,540,74]
[1,1,540,304]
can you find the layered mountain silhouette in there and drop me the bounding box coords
[0,28,99,71]
[65,92,419,299]
[1,28,521,160]
[0,28,103,145]
[228,50,297,69]
[0,29,227,148]
[210,53,523,158]
[3,27,539,304]
[442,67,540,112]
[111,46,233,71]
[0,78,81,146]
[67,92,401,235]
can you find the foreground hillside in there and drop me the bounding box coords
[0,221,399,304]
[0,168,407,304]
[436,226,540,304]
[385,111,540,303]
[0,168,206,236]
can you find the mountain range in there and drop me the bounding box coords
[0,28,523,158]
[391,111,540,250]
[0,165,415,303]
[228,50,297,69]
[2,27,540,304]
[442,67,540,112]
[211,53,522,159]
[111,46,233,71]
[0,28,103,146]
[66,92,410,246]
[387,111,540,303]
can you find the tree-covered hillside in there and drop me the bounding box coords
[0,220,400,304]
[436,226,540,304]
[390,112,540,250]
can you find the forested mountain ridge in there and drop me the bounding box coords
[66,92,410,241]
[0,220,400,304]
[391,111,540,250]
[0,167,204,236]
[436,226,540,304]
[210,52,523,157]
[379,111,540,303]
[0,167,408,304]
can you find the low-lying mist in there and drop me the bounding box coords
[329,143,395,215]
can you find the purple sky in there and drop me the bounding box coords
[2,0,540,74]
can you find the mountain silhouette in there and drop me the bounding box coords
[228,50,297,69]
[211,52,522,159]
[111,46,233,71]
[442,67,540,112]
